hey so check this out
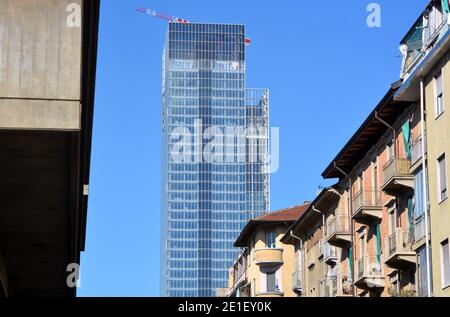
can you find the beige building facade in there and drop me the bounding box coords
[227,204,309,297]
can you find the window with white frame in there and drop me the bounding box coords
[440,239,450,288]
[435,72,444,117]
[437,154,448,202]
[265,229,276,248]
[266,271,277,293]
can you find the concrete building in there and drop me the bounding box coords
[160,22,270,297]
[227,204,309,297]
[0,0,100,296]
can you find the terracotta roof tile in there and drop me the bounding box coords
[253,203,310,222]
[233,202,310,247]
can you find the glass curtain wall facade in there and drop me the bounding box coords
[161,22,269,297]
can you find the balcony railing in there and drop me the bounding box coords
[414,215,430,244]
[411,134,427,166]
[382,156,413,192]
[326,215,351,243]
[353,188,381,212]
[323,242,337,264]
[292,271,302,292]
[356,255,384,288]
[385,228,415,267]
[401,6,448,79]
[329,274,353,297]
[352,188,382,221]
[319,278,331,297]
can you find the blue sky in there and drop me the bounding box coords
[78,0,426,296]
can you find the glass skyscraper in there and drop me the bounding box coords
[161,22,270,297]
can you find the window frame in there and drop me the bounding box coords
[440,238,450,289]
[266,271,277,293]
[437,154,448,203]
[434,71,445,118]
[265,229,277,249]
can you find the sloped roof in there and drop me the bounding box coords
[234,203,310,247]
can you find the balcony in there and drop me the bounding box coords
[401,4,448,79]
[319,278,331,297]
[413,215,430,248]
[352,188,382,223]
[255,291,284,298]
[326,215,351,246]
[255,248,283,266]
[411,134,427,168]
[355,256,385,289]
[382,156,413,194]
[292,271,302,293]
[323,242,338,265]
[329,274,353,297]
[228,253,247,297]
[384,228,415,268]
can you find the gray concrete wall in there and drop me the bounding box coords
[0,0,83,130]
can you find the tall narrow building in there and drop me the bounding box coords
[161,22,270,297]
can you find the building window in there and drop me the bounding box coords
[441,239,450,288]
[437,154,447,202]
[435,72,444,117]
[265,229,276,248]
[266,271,277,293]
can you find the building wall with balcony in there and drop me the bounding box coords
[423,53,450,297]
[229,205,309,297]
[282,189,352,297]
[330,103,418,296]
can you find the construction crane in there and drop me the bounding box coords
[137,7,189,24]
[137,7,251,46]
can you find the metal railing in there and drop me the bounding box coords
[402,10,448,78]
[318,278,331,297]
[382,156,412,185]
[414,215,430,243]
[357,255,383,279]
[352,188,381,215]
[292,271,302,291]
[323,242,337,262]
[411,134,427,165]
[326,215,351,239]
[231,253,246,287]
[386,228,409,257]
[329,274,352,297]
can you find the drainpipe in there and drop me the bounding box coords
[420,77,432,297]
[289,231,304,296]
[375,111,397,157]
[312,205,327,283]
[333,162,355,297]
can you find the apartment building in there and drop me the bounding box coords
[227,204,309,297]
[281,187,353,297]
[227,0,450,298]
[322,88,420,296]
[394,0,450,297]
[281,0,450,298]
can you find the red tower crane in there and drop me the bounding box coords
[137,7,251,46]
